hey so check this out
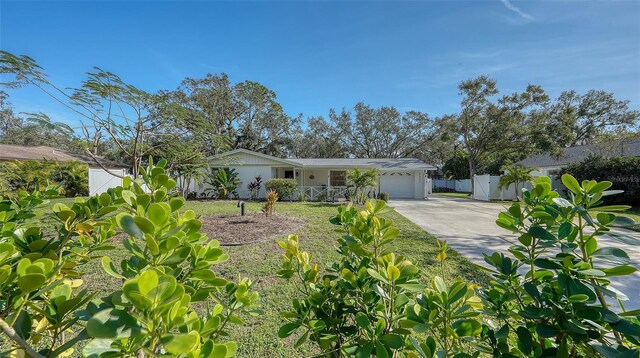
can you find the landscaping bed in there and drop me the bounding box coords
[199,213,305,246]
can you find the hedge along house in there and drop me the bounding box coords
[518,139,640,177]
[206,149,436,200]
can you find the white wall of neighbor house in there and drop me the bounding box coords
[88,168,127,195]
[528,166,563,177]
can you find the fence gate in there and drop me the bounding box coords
[473,174,491,201]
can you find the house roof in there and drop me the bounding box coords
[211,148,436,170]
[288,157,436,170]
[0,144,129,169]
[211,148,301,166]
[519,140,640,168]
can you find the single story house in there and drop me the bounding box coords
[205,149,436,200]
[0,144,129,195]
[519,140,640,177]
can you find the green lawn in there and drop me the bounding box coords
[31,199,487,357]
[432,192,471,198]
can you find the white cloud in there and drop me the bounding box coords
[499,0,535,22]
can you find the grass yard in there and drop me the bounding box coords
[30,199,487,357]
[432,192,471,199]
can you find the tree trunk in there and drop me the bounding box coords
[468,158,477,194]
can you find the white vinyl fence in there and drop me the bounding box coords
[432,179,472,193]
[88,168,127,195]
[473,174,563,201]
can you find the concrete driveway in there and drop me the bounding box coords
[389,196,640,309]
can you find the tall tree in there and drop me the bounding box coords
[166,73,297,157]
[329,102,437,158]
[0,51,179,176]
[450,75,549,185]
[546,90,639,146]
[232,80,297,156]
[289,116,347,158]
[0,90,21,137]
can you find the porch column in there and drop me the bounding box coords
[300,168,304,197]
[327,170,331,196]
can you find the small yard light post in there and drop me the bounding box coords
[237,200,245,216]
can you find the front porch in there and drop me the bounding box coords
[273,167,374,201]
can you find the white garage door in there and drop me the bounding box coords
[380,172,415,199]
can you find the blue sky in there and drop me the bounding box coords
[1,0,639,129]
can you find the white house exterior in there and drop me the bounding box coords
[202,149,436,200]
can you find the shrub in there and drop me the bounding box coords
[0,160,88,197]
[262,190,278,216]
[377,191,389,201]
[297,192,309,202]
[346,168,378,204]
[51,161,89,196]
[0,158,259,357]
[205,167,240,199]
[278,200,482,356]
[277,200,428,356]
[265,178,297,201]
[315,191,328,202]
[498,163,535,199]
[561,154,640,206]
[247,175,263,200]
[479,174,640,356]
[277,175,640,356]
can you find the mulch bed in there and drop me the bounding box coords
[199,213,305,246]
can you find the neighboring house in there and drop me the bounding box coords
[519,140,640,177]
[205,149,436,200]
[0,144,129,195]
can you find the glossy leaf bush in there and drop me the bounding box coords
[0,159,258,357]
[277,200,428,356]
[481,174,640,357]
[278,175,640,357]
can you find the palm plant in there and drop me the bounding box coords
[498,163,536,199]
[205,168,240,199]
[346,168,379,204]
[52,161,89,196]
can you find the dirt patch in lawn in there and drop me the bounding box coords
[199,213,305,246]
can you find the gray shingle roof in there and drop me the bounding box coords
[0,144,129,168]
[288,157,436,170]
[519,140,640,168]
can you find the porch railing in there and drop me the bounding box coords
[294,186,350,201]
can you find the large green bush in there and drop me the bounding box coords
[265,178,297,201]
[278,176,640,357]
[204,168,240,199]
[561,154,640,206]
[0,159,258,357]
[0,160,88,197]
